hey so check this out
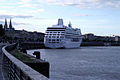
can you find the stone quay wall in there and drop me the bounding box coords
[2,43,49,80]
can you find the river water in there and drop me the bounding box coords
[27,47,120,80]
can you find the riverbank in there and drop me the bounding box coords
[81,42,120,46]
[19,42,120,50]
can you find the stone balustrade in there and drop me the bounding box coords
[2,43,49,80]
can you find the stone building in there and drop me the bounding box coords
[82,33,119,42]
[82,33,95,40]
[115,36,120,42]
[4,18,14,31]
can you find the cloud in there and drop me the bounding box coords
[0,21,4,25]
[19,0,38,8]
[21,0,32,3]
[0,14,33,19]
[37,0,120,9]
[19,3,38,8]
[0,20,29,26]
[25,9,45,13]
[70,14,92,17]
[13,22,30,25]
[70,14,106,17]
[1,0,120,9]
[0,10,34,19]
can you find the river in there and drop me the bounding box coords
[27,46,120,80]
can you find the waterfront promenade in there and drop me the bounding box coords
[1,43,49,80]
[0,43,8,80]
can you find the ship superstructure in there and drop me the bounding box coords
[44,19,82,48]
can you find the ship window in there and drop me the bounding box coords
[65,35,71,38]
[46,32,49,33]
[60,36,64,38]
[52,39,55,41]
[46,36,48,38]
[57,39,59,41]
[49,39,51,41]
[72,38,79,42]
[50,32,52,33]
[58,32,60,33]
[52,36,56,38]
[49,36,51,38]
[57,36,59,38]
[46,39,49,41]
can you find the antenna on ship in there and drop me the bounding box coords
[68,21,72,28]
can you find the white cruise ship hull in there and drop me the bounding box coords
[63,41,82,48]
[44,42,63,49]
[44,39,82,49]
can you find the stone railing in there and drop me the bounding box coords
[2,43,49,80]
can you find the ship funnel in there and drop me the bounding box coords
[58,19,63,25]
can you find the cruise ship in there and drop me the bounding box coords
[44,19,82,48]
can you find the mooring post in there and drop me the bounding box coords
[33,51,40,59]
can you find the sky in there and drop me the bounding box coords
[0,0,120,36]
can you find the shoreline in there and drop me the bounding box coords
[19,41,120,50]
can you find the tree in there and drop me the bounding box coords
[0,24,5,36]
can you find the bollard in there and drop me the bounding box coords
[33,51,40,59]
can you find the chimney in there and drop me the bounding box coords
[58,19,63,25]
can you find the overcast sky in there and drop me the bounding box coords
[0,0,120,36]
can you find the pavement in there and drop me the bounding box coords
[0,43,8,80]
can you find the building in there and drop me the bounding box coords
[82,33,119,42]
[115,36,120,42]
[82,33,95,40]
[3,18,44,42]
[4,18,14,31]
